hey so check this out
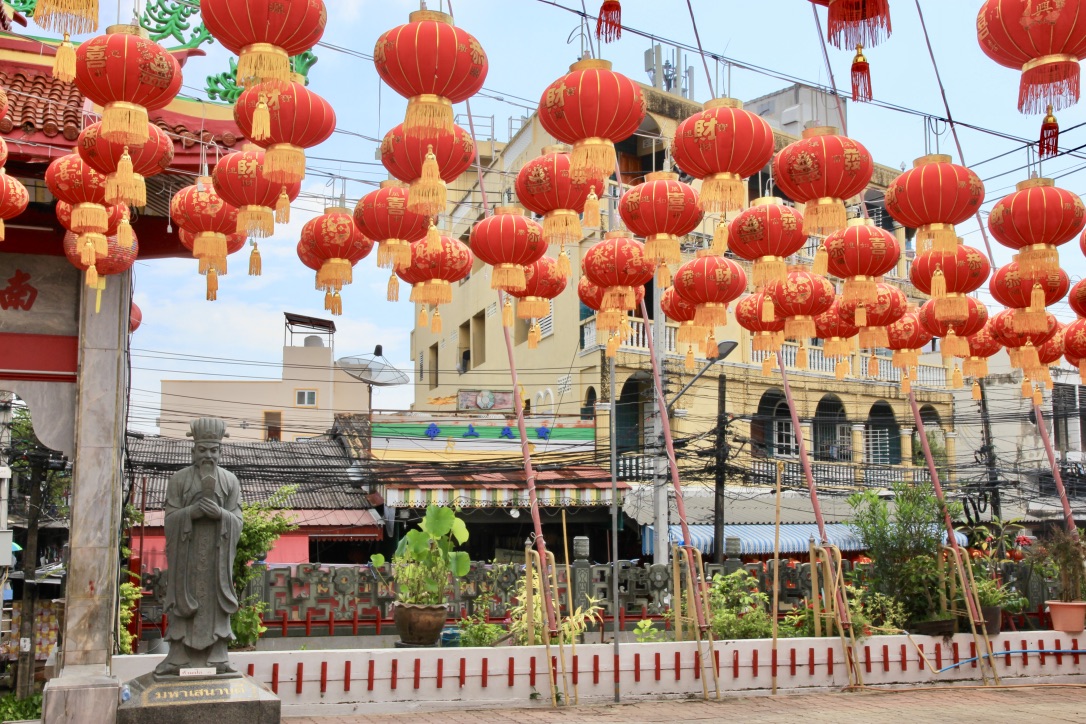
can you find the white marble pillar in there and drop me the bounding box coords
[42,273,129,723]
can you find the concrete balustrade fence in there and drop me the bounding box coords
[113,632,1086,716]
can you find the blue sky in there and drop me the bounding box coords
[124,1,1086,432]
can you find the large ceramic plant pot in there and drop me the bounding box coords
[981,606,1002,636]
[393,603,448,646]
[1047,600,1086,633]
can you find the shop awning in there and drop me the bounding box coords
[385,481,624,509]
[642,523,968,556]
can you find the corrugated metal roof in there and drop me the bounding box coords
[126,434,373,511]
[143,508,381,528]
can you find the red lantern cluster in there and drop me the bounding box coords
[515,145,605,249]
[0,172,28,241]
[47,154,111,285]
[577,275,645,335]
[815,299,861,377]
[726,199,807,287]
[885,154,984,253]
[772,126,873,235]
[374,10,487,136]
[989,307,1059,378]
[619,171,703,270]
[765,269,835,341]
[62,229,137,295]
[538,58,645,179]
[583,231,656,315]
[989,261,1069,334]
[398,235,473,325]
[470,206,547,293]
[171,179,241,299]
[673,254,748,330]
[77,121,173,207]
[73,27,183,145]
[663,286,708,368]
[823,218,900,304]
[212,147,302,239]
[201,0,327,88]
[671,98,775,212]
[383,123,476,217]
[234,78,337,186]
[886,309,934,371]
[920,296,990,359]
[910,243,991,324]
[298,207,374,315]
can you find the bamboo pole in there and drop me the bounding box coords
[561,511,579,705]
[771,461,783,695]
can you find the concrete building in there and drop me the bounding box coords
[159,313,371,442]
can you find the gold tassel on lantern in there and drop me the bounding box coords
[1022,375,1033,399]
[571,138,616,182]
[543,209,582,246]
[901,370,911,395]
[583,186,600,229]
[236,42,292,88]
[249,243,262,276]
[1079,360,1086,380]
[930,266,947,299]
[685,344,695,371]
[502,297,514,328]
[804,198,846,236]
[425,221,442,255]
[492,263,527,292]
[265,144,306,186]
[606,332,619,358]
[84,263,98,289]
[762,353,774,376]
[324,290,333,311]
[72,203,107,234]
[835,358,849,380]
[387,273,399,302]
[784,316,816,340]
[701,172,745,214]
[1033,386,1044,406]
[867,353,878,378]
[951,365,963,389]
[79,238,95,266]
[762,296,775,324]
[102,101,150,146]
[252,93,271,141]
[331,292,343,316]
[206,268,218,302]
[854,303,868,328]
[528,321,541,349]
[105,146,143,206]
[859,325,888,350]
[812,243,829,276]
[90,233,107,258]
[557,248,571,279]
[645,234,681,265]
[753,257,787,288]
[52,33,77,84]
[1019,341,1042,376]
[795,343,809,370]
[1030,282,1047,316]
[431,308,442,334]
[972,380,983,401]
[656,263,671,289]
[275,188,291,224]
[712,220,728,255]
[239,205,275,238]
[963,356,989,379]
[418,306,429,328]
[404,94,454,136]
[410,145,446,216]
[517,297,550,320]
[843,276,877,304]
[935,293,969,324]
[117,208,134,249]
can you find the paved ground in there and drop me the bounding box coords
[285,684,1086,723]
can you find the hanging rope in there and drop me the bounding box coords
[683,0,715,98]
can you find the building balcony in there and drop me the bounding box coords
[579,315,678,356]
[750,341,948,388]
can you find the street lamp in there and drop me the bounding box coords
[667,340,738,413]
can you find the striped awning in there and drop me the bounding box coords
[642,523,968,556]
[385,484,623,509]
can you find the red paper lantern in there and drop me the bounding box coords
[63,229,137,289]
[399,235,473,324]
[672,254,748,329]
[663,286,709,368]
[538,58,645,179]
[736,291,785,353]
[77,121,173,207]
[619,171,703,266]
[382,123,475,217]
[977,0,1086,113]
[0,172,28,241]
[1063,318,1086,375]
[989,260,1069,334]
[823,218,900,303]
[810,0,892,48]
[840,281,907,349]
[508,256,568,319]
[886,310,934,370]
[577,275,645,332]
[671,98,775,212]
[171,179,244,296]
[353,180,430,271]
[74,27,183,145]
[373,10,487,135]
[516,146,605,245]
[771,126,873,235]
[57,200,126,237]
[212,148,301,238]
[920,297,990,359]
[910,244,991,323]
[988,177,1085,275]
[1070,277,1086,317]
[884,154,985,253]
[201,0,327,87]
[764,269,835,340]
[726,198,807,287]
[298,207,375,315]
[129,301,142,334]
[959,321,1002,378]
[179,228,247,272]
[815,299,861,359]
[46,154,108,242]
[470,206,548,292]
[1038,323,1066,365]
[234,80,336,186]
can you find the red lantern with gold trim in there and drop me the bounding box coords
[816,299,861,357]
[399,235,473,331]
[1070,278,1086,318]
[726,198,807,287]
[959,321,1002,379]
[619,171,703,267]
[771,126,873,235]
[234,79,337,186]
[885,154,984,253]
[977,0,1086,114]
[1036,323,1066,382]
[171,179,242,295]
[578,275,645,332]
[910,244,991,323]
[383,122,475,217]
[538,58,645,179]
[663,286,709,368]
[73,27,183,145]
[179,229,247,274]
[673,254,748,329]
[353,180,431,272]
[840,281,907,349]
[583,230,657,312]
[373,10,487,136]
[46,153,108,232]
[508,256,568,320]
[671,98,775,212]
[989,307,1059,377]
[736,291,785,353]
[298,207,375,314]
[212,147,302,238]
[810,0,892,48]
[201,0,327,87]
[1063,317,1086,377]
[764,269,835,340]
[0,172,29,241]
[57,200,126,238]
[886,309,934,370]
[515,145,605,248]
[919,296,989,359]
[470,206,548,292]
[63,229,137,291]
[989,261,1069,335]
[824,218,900,303]
[988,177,1085,276]
[77,121,173,207]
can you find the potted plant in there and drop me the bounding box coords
[372,504,471,646]
[1038,527,1086,633]
[971,576,1027,636]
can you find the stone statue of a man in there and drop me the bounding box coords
[154,417,244,677]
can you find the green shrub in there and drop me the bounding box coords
[0,692,42,721]
[458,614,504,647]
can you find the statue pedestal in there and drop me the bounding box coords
[116,672,280,724]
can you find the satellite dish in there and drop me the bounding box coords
[337,345,409,387]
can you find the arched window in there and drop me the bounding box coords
[582,386,597,420]
[813,395,850,462]
[867,401,901,465]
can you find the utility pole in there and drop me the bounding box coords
[16,456,42,700]
[975,379,1002,519]
[714,375,727,564]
